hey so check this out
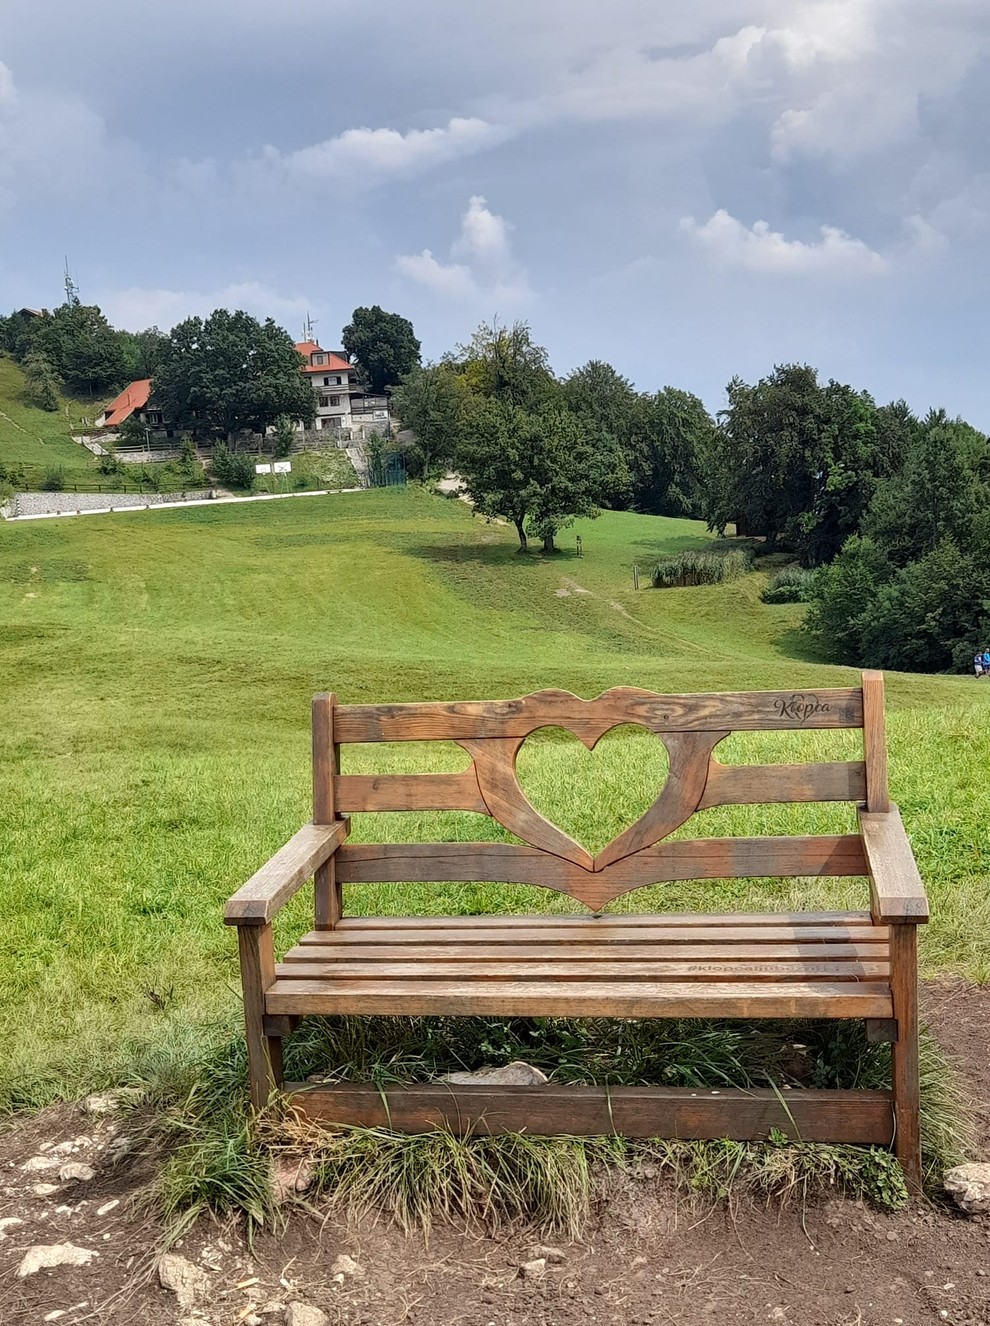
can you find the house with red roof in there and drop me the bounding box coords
[95,379,168,432]
[295,340,390,437]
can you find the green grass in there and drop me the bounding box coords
[1,487,989,1119]
[0,357,110,483]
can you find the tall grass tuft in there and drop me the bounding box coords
[141,1014,974,1239]
[651,548,752,588]
[761,566,815,603]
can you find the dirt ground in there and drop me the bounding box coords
[1,978,987,1326]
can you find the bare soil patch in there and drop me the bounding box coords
[1,982,988,1326]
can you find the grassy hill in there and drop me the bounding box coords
[0,356,109,485]
[1,487,988,1108]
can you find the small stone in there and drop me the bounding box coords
[944,1163,990,1215]
[531,1244,566,1264]
[18,1243,99,1277]
[271,1158,316,1204]
[83,1087,144,1115]
[519,1258,547,1280]
[21,1155,61,1172]
[32,1183,58,1197]
[97,1199,120,1216]
[329,1254,364,1279]
[159,1252,211,1308]
[442,1061,549,1087]
[886,1230,899,1241]
[285,1306,330,1326]
[59,1162,96,1183]
[0,1217,24,1237]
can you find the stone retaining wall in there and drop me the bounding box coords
[8,490,216,518]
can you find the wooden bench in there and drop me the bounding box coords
[225,670,929,1189]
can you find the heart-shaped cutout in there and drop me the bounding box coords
[514,725,670,859]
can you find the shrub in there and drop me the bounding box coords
[42,466,66,492]
[272,415,296,460]
[210,443,256,491]
[651,548,751,588]
[761,566,814,604]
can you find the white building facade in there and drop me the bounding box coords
[295,340,390,438]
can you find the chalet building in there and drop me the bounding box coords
[95,379,168,432]
[294,340,390,437]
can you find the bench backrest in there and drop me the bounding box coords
[317,671,888,912]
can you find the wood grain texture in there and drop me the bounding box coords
[461,735,593,869]
[275,959,890,982]
[313,692,342,929]
[858,806,929,923]
[324,911,875,930]
[295,924,887,948]
[890,923,922,1192]
[238,923,281,1110]
[266,977,894,1019]
[285,1082,894,1143]
[335,769,488,814]
[285,941,889,963]
[224,821,349,925]
[333,686,865,743]
[334,835,868,911]
[699,760,867,808]
[862,670,890,813]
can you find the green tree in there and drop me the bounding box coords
[22,352,62,411]
[627,387,714,517]
[118,326,166,380]
[210,442,257,489]
[271,414,296,459]
[342,306,421,393]
[28,303,127,395]
[115,413,149,449]
[155,309,316,443]
[456,399,619,552]
[457,319,556,410]
[391,362,472,477]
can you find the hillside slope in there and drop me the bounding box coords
[0,356,105,483]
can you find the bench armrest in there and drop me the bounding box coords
[858,805,929,924]
[224,820,349,926]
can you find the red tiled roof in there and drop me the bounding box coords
[101,379,152,428]
[294,341,352,375]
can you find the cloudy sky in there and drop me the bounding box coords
[2,0,989,421]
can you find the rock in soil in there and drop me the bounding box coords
[329,1253,364,1279]
[441,1061,549,1086]
[272,1157,316,1204]
[285,1305,330,1326]
[158,1252,211,1308]
[519,1258,547,1280]
[58,1162,96,1183]
[18,1243,99,1277]
[82,1087,145,1114]
[944,1162,990,1214]
[530,1243,566,1264]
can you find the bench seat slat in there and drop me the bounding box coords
[275,960,891,981]
[266,978,894,1019]
[296,924,887,946]
[329,910,874,929]
[285,941,889,963]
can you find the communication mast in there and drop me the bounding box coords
[63,256,80,306]
[301,311,317,342]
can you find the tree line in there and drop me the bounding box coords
[393,326,989,671]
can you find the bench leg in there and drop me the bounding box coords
[890,925,922,1194]
[237,922,284,1111]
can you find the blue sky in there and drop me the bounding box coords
[2,0,989,423]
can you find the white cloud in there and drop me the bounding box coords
[395,195,532,305]
[245,117,511,190]
[680,209,889,276]
[95,281,311,332]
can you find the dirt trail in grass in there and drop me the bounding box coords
[2,981,988,1326]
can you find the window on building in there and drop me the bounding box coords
[323,376,330,386]
[314,354,325,365]
[319,396,330,407]
[329,395,340,407]
[334,376,342,385]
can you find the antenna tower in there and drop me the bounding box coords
[302,311,317,343]
[63,256,80,306]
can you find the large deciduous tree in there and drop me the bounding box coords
[26,303,127,396]
[390,362,472,478]
[22,352,62,411]
[342,306,421,393]
[155,309,315,443]
[456,399,620,552]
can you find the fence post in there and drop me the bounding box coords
[633,563,640,591]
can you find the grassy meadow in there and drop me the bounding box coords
[2,486,989,1111]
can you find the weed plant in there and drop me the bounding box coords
[651,548,752,588]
